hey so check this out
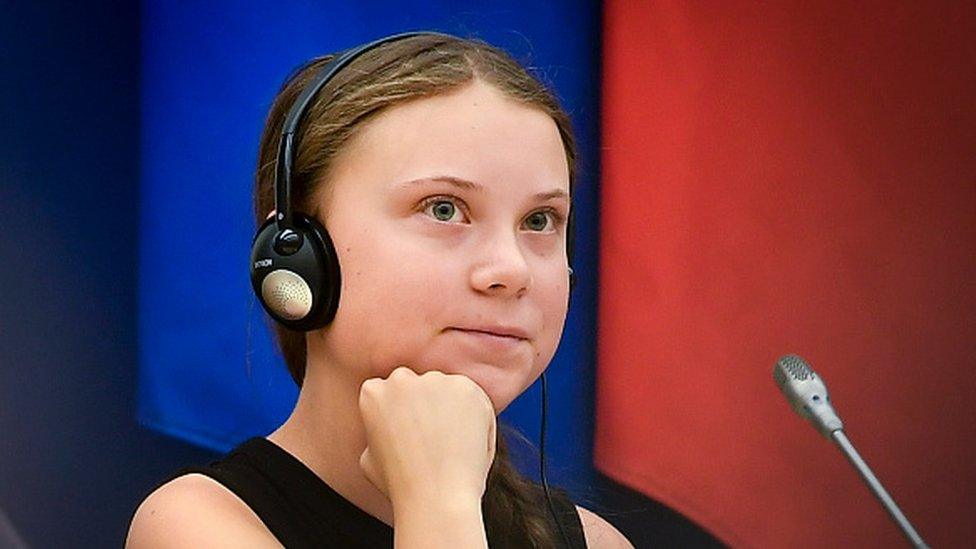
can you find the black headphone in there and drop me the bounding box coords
[250,31,576,332]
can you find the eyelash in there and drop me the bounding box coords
[419,195,565,232]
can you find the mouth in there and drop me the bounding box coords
[448,326,531,341]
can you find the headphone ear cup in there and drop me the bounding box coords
[250,213,341,331]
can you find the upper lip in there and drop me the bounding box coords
[451,325,531,340]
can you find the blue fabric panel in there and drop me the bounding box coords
[137,0,601,489]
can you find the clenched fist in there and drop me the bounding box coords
[358,367,497,507]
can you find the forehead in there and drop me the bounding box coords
[325,79,570,201]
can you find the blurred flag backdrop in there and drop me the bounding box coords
[596,2,974,548]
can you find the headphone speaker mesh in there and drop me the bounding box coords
[261,269,313,320]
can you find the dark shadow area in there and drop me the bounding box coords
[589,471,726,548]
[0,1,221,546]
[503,427,724,548]
[0,506,29,549]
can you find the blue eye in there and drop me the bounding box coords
[523,209,560,232]
[525,212,549,231]
[432,201,455,221]
[423,197,464,222]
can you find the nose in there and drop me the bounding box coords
[469,232,532,298]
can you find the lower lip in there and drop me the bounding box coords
[449,329,528,352]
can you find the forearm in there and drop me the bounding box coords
[392,492,488,549]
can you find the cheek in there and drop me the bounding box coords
[323,235,459,375]
[530,265,571,369]
[538,261,571,335]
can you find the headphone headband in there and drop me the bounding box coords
[274,32,453,230]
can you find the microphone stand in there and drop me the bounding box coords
[831,430,928,548]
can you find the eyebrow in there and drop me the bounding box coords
[397,175,569,201]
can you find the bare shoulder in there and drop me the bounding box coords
[125,473,280,548]
[575,505,634,549]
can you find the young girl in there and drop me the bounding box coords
[127,32,631,548]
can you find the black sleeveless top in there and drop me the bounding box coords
[167,437,587,548]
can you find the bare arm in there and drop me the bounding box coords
[126,474,281,549]
[577,505,634,549]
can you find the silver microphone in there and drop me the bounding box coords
[773,354,928,548]
[773,354,843,438]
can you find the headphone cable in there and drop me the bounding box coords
[540,371,572,547]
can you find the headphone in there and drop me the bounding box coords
[250,31,576,332]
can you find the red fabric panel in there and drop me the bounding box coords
[596,3,975,548]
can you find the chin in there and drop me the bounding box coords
[419,356,536,414]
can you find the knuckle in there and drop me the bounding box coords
[389,366,413,380]
[444,372,470,386]
[420,370,445,380]
[359,379,381,404]
[361,378,381,391]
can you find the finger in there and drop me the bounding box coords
[266,209,276,221]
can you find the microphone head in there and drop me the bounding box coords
[773,354,844,438]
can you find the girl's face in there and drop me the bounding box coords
[309,79,571,413]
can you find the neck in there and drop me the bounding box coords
[266,350,395,527]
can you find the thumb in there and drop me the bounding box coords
[487,415,497,464]
[359,447,388,498]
